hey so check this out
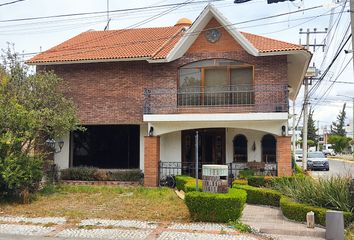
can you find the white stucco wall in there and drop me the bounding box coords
[140,124,148,171]
[54,133,70,170]
[160,131,181,162]
[226,128,272,163]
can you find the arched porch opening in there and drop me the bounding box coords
[261,134,276,163]
[233,134,248,162]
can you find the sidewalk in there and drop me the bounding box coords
[241,204,326,240]
[0,216,265,240]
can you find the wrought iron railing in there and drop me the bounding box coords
[144,84,288,114]
[159,161,277,183]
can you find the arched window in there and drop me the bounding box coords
[261,134,276,163]
[233,134,248,162]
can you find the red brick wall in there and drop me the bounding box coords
[39,17,288,124]
[144,136,160,187]
[276,136,292,176]
[187,18,244,53]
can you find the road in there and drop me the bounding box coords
[297,159,354,178]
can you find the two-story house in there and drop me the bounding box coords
[28,5,311,187]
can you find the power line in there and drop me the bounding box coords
[0,0,25,7]
[0,0,223,23]
[28,4,325,57]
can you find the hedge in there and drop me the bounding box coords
[247,176,273,187]
[280,196,353,227]
[175,175,202,192]
[233,184,282,207]
[185,188,247,222]
[60,167,143,182]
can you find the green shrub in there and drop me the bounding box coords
[60,167,97,181]
[185,188,247,222]
[280,196,353,227]
[233,184,282,207]
[247,176,274,187]
[272,175,353,213]
[232,179,248,185]
[175,175,202,192]
[60,168,143,182]
[294,163,304,175]
[108,169,143,181]
[239,169,255,179]
[0,154,43,201]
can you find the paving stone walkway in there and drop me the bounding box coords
[241,204,326,240]
[0,215,264,240]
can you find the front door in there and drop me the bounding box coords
[181,128,225,166]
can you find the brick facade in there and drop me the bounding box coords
[144,136,160,187]
[40,17,288,125]
[276,136,292,176]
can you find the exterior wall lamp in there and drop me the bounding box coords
[281,125,286,136]
[148,126,154,136]
[45,138,64,154]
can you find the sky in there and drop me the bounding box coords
[0,0,353,132]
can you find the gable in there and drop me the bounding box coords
[187,18,245,54]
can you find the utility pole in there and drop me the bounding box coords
[292,100,296,152]
[317,120,320,151]
[299,28,327,171]
[350,0,354,153]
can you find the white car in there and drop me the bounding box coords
[294,149,303,162]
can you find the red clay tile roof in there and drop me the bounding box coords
[27,25,186,64]
[27,26,304,64]
[241,31,304,53]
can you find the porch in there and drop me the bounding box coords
[144,126,292,187]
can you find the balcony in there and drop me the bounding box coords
[144,84,288,115]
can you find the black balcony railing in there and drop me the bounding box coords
[144,84,288,114]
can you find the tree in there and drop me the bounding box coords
[0,45,81,200]
[331,103,347,136]
[328,135,351,154]
[300,108,318,146]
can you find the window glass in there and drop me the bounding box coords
[204,68,228,91]
[179,68,201,90]
[231,67,252,90]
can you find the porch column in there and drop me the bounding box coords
[276,136,292,176]
[144,136,160,187]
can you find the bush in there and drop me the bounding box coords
[175,175,202,192]
[233,184,282,207]
[185,188,247,222]
[280,196,353,227]
[0,154,43,202]
[60,167,97,181]
[109,169,143,181]
[60,168,143,182]
[239,169,255,179]
[272,175,353,213]
[247,176,274,187]
[232,179,248,185]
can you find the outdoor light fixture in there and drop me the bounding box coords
[148,126,154,136]
[45,138,64,154]
[281,125,286,136]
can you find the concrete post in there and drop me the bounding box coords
[325,210,344,240]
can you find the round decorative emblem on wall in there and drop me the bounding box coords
[205,29,221,43]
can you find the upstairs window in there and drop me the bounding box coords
[178,59,254,106]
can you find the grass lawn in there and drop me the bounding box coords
[0,185,190,223]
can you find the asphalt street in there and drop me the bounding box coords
[297,159,354,178]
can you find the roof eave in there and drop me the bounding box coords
[26,57,151,66]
